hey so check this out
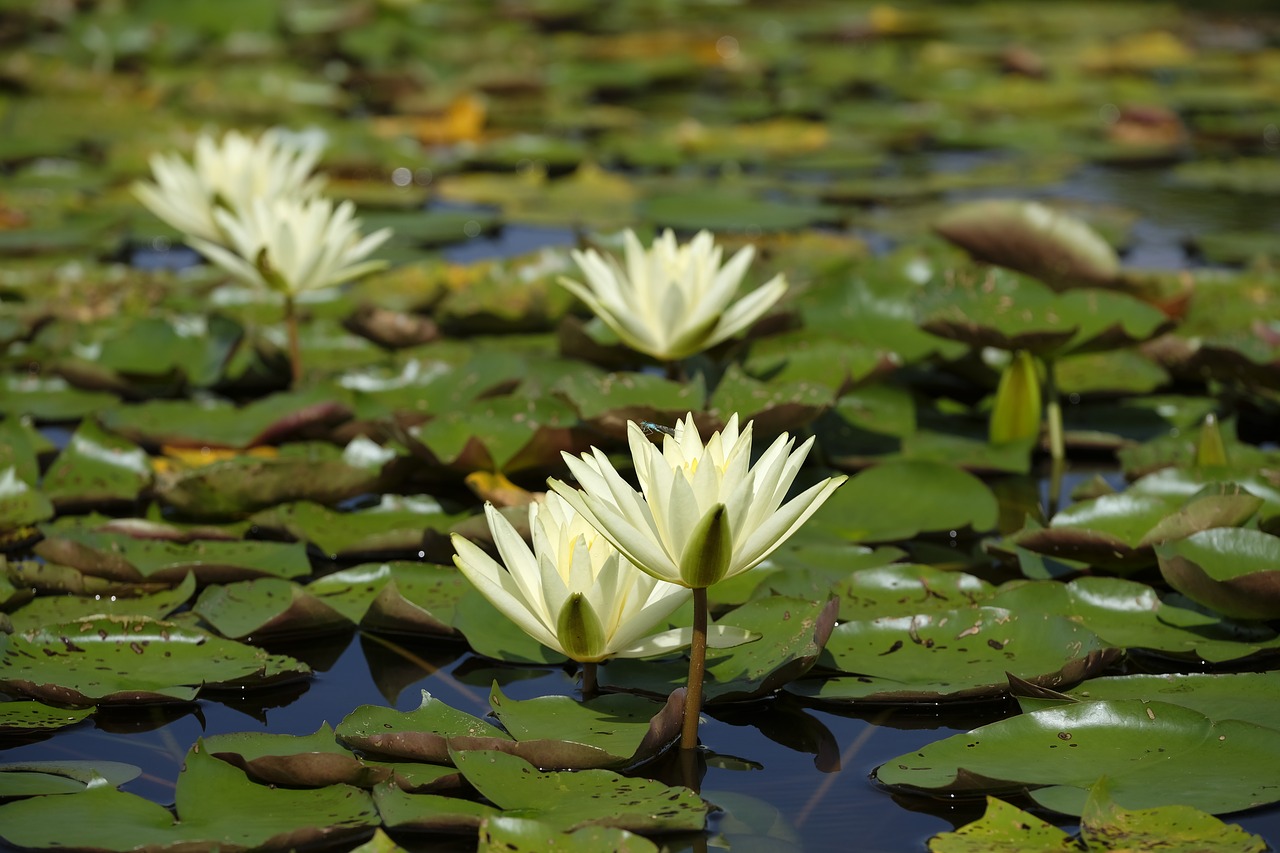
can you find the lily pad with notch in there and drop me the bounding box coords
[0,746,377,851]
[306,561,467,637]
[790,604,1116,704]
[0,615,310,705]
[1156,527,1280,620]
[875,698,1280,816]
[337,684,683,771]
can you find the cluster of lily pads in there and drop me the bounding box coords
[5,1,1280,851]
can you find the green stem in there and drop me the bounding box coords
[1044,357,1064,464]
[681,586,708,751]
[284,295,302,388]
[581,661,598,699]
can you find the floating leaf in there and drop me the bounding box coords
[194,578,352,641]
[876,699,1280,816]
[792,605,1115,703]
[0,616,310,705]
[0,747,377,850]
[1157,527,1280,620]
[0,702,94,734]
[934,199,1120,289]
[40,419,151,510]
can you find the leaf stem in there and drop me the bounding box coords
[681,586,708,750]
[1044,356,1064,464]
[284,295,302,387]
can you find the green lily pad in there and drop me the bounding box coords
[409,395,583,474]
[306,561,467,636]
[706,364,834,437]
[194,578,353,641]
[1034,672,1280,733]
[876,699,1280,816]
[1010,485,1262,572]
[551,371,706,440]
[0,747,378,851]
[205,723,391,788]
[928,796,1076,852]
[988,576,1280,663]
[153,441,390,519]
[0,418,47,484]
[0,702,94,734]
[337,685,682,771]
[35,523,312,583]
[919,268,1168,357]
[1157,527,1280,620]
[792,605,1115,703]
[602,596,838,704]
[742,331,897,395]
[0,761,140,798]
[1080,777,1268,853]
[6,572,196,633]
[829,564,997,620]
[453,584,567,665]
[641,188,842,232]
[0,467,53,533]
[435,748,707,834]
[809,460,999,542]
[40,419,151,510]
[479,816,659,853]
[0,616,310,705]
[97,388,354,449]
[249,496,464,561]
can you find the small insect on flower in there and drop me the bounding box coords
[639,421,677,437]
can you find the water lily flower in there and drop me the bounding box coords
[133,128,326,244]
[549,413,847,590]
[188,197,391,297]
[559,229,788,361]
[450,493,693,663]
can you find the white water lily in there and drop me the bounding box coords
[133,128,326,244]
[559,229,788,361]
[450,493,694,662]
[188,197,391,297]
[550,413,846,589]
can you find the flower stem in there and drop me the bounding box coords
[1044,356,1064,464]
[681,586,708,750]
[581,661,598,698]
[284,295,302,387]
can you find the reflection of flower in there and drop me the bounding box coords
[450,494,692,662]
[188,197,391,297]
[550,413,846,589]
[133,129,325,244]
[559,229,787,361]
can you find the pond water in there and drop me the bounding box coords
[7,2,1280,851]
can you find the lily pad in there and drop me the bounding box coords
[1156,527,1280,620]
[249,496,464,561]
[34,523,312,583]
[0,747,378,851]
[410,748,707,834]
[337,685,683,771]
[6,572,196,633]
[0,761,140,798]
[0,616,310,705]
[306,561,468,636]
[0,702,94,735]
[792,605,1116,703]
[205,723,392,788]
[876,699,1280,816]
[1033,672,1280,733]
[408,395,584,474]
[1010,485,1262,572]
[97,388,354,449]
[479,816,659,853]
[933,199,1120,289]
[194,578,353,641]
[810,460,999,542]
[0,467,53,533]
[40,419,151,510]
[602,596,838,704]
